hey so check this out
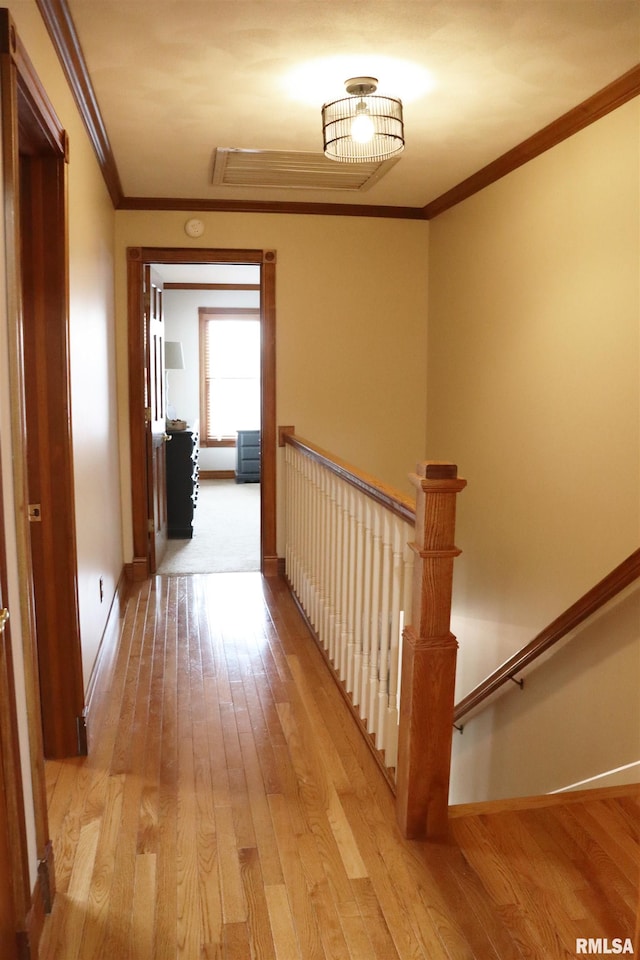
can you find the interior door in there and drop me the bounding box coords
[0,724,17,960]
[0,447,25,960]
[20,151,85,759]
[0,598,19,960]
[145,265,168,572]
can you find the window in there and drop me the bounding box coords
[199,309,260,445]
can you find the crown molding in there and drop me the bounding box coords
[117,195,427,219]
[35,1,640,221]
[36,0,124,206]
[423,64,640,219]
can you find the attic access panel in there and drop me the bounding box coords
[211,147,399,192]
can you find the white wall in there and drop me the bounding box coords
[162,283,260,473]
[427,99,640,802]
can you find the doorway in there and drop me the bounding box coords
[127,247,278,580]
[159,266,261,574]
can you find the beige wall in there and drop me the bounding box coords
[114,212,430,559]
[0,2,121,881]
[8,3,122,695]
[426,99,640,801]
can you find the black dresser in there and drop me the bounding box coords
[236,430,261,483]
[166,428,199,538]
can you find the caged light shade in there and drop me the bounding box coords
[322,77,404,163]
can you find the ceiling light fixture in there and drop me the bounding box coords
[322,77,404,163]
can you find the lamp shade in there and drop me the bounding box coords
[322,77,404,163]
[165,341,185,370]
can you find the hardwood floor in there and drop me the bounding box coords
[40,573,639,959]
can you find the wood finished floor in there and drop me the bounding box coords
[40,573,639,960]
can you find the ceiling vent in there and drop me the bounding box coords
[211,147,399,192]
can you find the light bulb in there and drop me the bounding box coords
[351,101,375,144]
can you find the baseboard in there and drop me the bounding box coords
[262,555,281,578]
[126,556,148,581]
[199,469,235,480]
[84,568,129,755]
[448,781,640,819]
[551,760,640,794]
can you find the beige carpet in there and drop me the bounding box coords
[157,479,260,575]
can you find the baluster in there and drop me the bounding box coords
[316,463,329,647]
[309,459,320,628]
[335,479,350,681]
[306,456,316,616]
[384,517,407,767]
[305,455,314,614]
[360,498,373,721]
[299,452,309,609]
[344,487,358,690]
[375,511,393,748]
[284,444,292,577]
[287,447,299,591]
[328,477,342,663]
[352,494,365,706]
[367,504,382,734]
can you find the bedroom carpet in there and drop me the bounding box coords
[157,478,260,574]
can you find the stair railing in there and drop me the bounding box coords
[280,428,466,839]
[454,548,640,727]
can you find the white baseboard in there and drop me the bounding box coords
[551,760,640,793]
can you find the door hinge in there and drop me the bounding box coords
[148,518,154,533]
[144,407,152,424]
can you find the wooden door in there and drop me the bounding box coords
[0,602,19,960]
[20,151,85,759]
[0,439,28,959]
[145,265,168,572]
[0,729,17,960]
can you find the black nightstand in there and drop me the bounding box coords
[236,430,260,483]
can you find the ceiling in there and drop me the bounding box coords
[55,1,640,214]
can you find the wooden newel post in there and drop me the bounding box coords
[396,461,466,840]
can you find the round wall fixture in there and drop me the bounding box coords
[184,218,205,238]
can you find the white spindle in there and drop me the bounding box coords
[344,488,357,690]
[284,439,416,777]
[352,495,365,706]
[336,480,350,681]
[327,473,340,662]
[374,512,392,747]
[384,517,408,766]
[360,498,373,722]
[367,505,382,734]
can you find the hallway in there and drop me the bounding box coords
[39,573,639,959]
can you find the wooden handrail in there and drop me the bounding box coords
[280,429,416,524]
[454,548,640,724]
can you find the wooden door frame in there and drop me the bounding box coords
[146,265,168,572]
[0,6,63,946]
[127,247,278,579]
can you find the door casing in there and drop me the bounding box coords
[127,247,278,578]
